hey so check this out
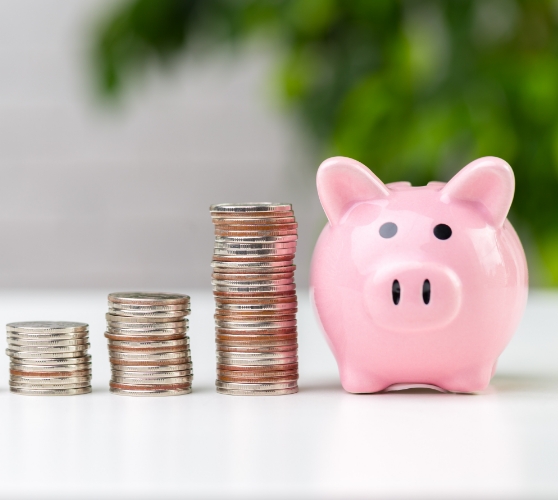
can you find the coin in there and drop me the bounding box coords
[209,202,292,213]
[216,387,298,396]
[104,332,186,342]
[217,362,298,372]
[110,363,192,372]
[110,387,191,397]
[111,370,192,378]
[214,235,297,243]
[7,337,89,347]
[108,302,189,311]
[108,338,189,348]
[10,368,92,377]
[111,376,193,385]
[9,387,92,396]
[6,321,88,332]
[217,344,297,352]
[108,292,190,306]
[107,309,189,318]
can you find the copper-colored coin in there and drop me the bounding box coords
[213,222,298,230]
[211,272,294,282]
[217,337,297,346]
[217,363,298,376]
[213,294,297,304]
[213,313,296,328]
[109,381,191,391]
[217,362,298,372]
[217,344,297,353]
[104,332,186,342]
[217,373,298,383]
[215,229,298,237]
[110,358,192,367]
[216,326,297,335]
[108,344,188,353]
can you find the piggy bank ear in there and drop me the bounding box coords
[317,156,389,225]
[441,156,515,227]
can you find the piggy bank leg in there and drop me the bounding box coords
[339,368,389,394]
[441,363,494,394]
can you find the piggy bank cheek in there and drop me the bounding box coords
[363,263,463,333]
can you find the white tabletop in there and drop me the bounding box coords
[0,289,556,499]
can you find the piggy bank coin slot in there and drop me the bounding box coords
[392,280,401,305]
[433,223,452,240]
[422,279,431,305]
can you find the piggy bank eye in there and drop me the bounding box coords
[434,224,452,240]
[379,222,398,238]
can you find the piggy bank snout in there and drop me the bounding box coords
[364,263,462,332]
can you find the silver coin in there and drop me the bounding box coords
[110,387,191,397]
[216,380,298,390]
[7,349,89,359]
[10,386,92,396]
[211,260,294,269]
[111,376,193,385]
[110,363,192,373]
[6,343,90,353]
[217,344,297,353]
[213,247,296,256]
[216,356,297,366]
[108,302,190,312]
[11,362,92,372]
[214,234,297,242]
[108,338,189,349]
[107,308,189,318]
[106,313,187,324]
[6,332,90,341]
[214,241,297,249]
[6,321,88,334]
[216,302,297,312]
[108,292,190,306]
[109,350,190,361]
[106,328,187,337]
[8,354,91,365]
[107,319,187,329]
[215,320,296,329]
[217,350,297,359]
[11,377,91,387]
[210,203,292,213]
[111,369,191,378]
[7,337,89,347]
[212,278,294,287]
[216,386,298,396]
[213,284,296,293]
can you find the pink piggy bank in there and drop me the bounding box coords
[311,156,528,393]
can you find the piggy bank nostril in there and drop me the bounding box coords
[423,279,431,305]
[392,280,401,305]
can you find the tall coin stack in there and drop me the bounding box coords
[6,321,92,396]
[105,292,192,396]
[210,203,298,396]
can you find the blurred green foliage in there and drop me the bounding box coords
[94,0,558,284]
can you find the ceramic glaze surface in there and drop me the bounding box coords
[310,156,528,393]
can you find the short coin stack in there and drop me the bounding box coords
[210,202,298,395]
[105,292,192,396]
[6,321,91,396]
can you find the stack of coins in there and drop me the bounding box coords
[105,292,192,396]
[6,321,92,396]
[210,202,298,396]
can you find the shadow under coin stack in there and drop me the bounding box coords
[211,203,299,396]
[6,321,92,395]
[105,292,192,396]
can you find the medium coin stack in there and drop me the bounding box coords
[105,292,192,396]
[210,202,298,396]
[6,321,92,396]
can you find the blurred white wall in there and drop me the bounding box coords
[0,0,323,288]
